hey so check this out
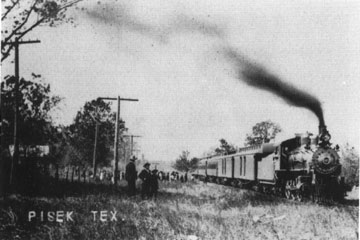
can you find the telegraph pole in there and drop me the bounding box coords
[89,106,100,179]
[92,123,99,178]
[98,96,138,185]
[123,135,141,163]
[2,38,40,186]
[114,96,121,184]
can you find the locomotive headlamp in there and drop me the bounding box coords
[323,157,330,165]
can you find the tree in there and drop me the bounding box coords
[341,144,359,188]
[245,120,281,146]
[1,74,62,194]
[1,74,61,146]
[215,139,236,155]
[68,98,127,170]
[173,150,199,172]
[1,0,83,62]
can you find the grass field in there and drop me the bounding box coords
[0,180,358,240]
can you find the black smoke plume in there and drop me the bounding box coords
[84,2,325,126]
[223,47,325,126]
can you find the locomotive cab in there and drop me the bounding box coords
[279,138,300,170]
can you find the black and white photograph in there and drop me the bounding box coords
[1,0,359,239]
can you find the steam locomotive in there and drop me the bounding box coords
[193,126,345,202]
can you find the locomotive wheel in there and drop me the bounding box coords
[231,180,237,187]
[253,183,262,192]
[296,190,304,202]
[271,187,276,195]
[285,189,296,200]
[313,189,320,203]
[285,189,292,199]
[285,181,295,200]
[276,186,284,197]
[258,184,264,193]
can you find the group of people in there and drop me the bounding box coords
[125,157,194,199]
[125,157,159,200]
[156,171,189,182]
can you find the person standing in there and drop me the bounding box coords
[138,162,152,200]
[150,169,159,200]
[125,156,137,197]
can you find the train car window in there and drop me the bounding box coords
[240,156,242,176]
[221,159,223,174]
[244,156,246,176]
[224,159,226,174]
[208,162,217,169]
[222,159,224,174]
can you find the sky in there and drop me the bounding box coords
[2,0,360,162]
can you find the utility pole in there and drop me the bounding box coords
[121,136,127,172]
[2,38,40,186]
[114,96,121,184]
[123,135,141,164]
[89,106,100,179]
[92,123,99,178]
[98,96,138,185]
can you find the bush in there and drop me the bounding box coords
[341,144,359,187]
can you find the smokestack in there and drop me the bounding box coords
[319,125,327,136]
[318,125,331,146]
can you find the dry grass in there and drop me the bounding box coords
[0,180,358,240]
